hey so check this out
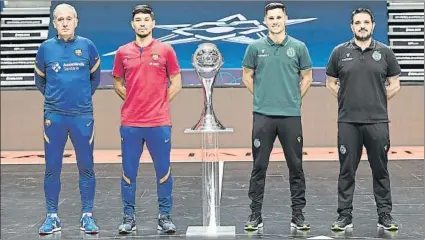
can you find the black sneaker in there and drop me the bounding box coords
[290,211,310,230]
[378,212,398,231]
[331,214,353,231]
[244,212,263,231]
[118,215,136,234]
[157,214,176,234]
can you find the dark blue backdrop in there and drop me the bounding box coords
[49,1,388,87]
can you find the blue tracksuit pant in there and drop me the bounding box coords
[43,111,96,214]
[120,126,173,216]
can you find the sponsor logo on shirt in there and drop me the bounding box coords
[341,52,354,62]
[63,62,85,71]
[52,62,61,72]
[257,49,269,57]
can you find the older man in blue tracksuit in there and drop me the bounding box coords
[34,3,101,235]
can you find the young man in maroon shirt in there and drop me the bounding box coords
[112,5,182,234]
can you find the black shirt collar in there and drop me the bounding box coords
[349,39,376,50]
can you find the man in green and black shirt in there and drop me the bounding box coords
[242,2,313,231]
[326,8,401,231]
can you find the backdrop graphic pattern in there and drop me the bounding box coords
[49,0,389,87]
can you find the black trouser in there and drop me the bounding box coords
[337,122,392,216]
[248,112,306,213]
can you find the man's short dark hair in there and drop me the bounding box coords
[264,2,286,15]
[132,4,154,20]
[351,8,374,23]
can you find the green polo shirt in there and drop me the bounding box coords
[242,35,312,116]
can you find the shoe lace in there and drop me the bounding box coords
[123,216,134,225]
[43,216,56,226]
[293,213,305,223]
[249,212,260,222]
[160,215,173,224]
[83,215,95,225]
[379,212,393,222]
[337,214,350,222]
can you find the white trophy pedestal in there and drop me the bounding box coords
[186,226,236,237]
[184,128,235,237]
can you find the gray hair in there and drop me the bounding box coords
[53,3,78,19]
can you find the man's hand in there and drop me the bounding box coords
[113,76,126,100]
[242,67,254,94]
[168,73,182,101]
[386,75,401,100]
[326,76,339,98]
[300,69,313,98]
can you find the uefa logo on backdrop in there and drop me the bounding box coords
[103,14,317,57]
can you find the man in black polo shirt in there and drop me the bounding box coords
[326,8,401,231]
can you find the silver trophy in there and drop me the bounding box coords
[184,43,235,237]
[186,43,232,132]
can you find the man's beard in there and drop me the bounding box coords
[136,32,150,39]
[354,31,372,41]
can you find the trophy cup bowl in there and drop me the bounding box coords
[186,43,232,133]
[192,43,223,76]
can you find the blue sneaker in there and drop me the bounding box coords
[80,214,99,234]
[39,214,61,235]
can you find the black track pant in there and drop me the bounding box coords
[248,113,306,213]
[337,122,392,216]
